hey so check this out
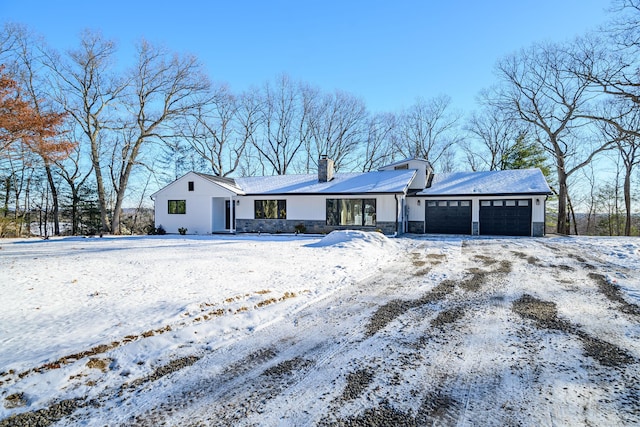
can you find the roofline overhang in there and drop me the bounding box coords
[413,191,553,197]
[242,191,409,197]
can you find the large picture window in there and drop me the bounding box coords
[168,200,186,214]
[326,199,376,226]
[254,200,287,219]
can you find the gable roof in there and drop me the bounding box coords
[194,172,245,195]
[417,169,552,196]
[235,169,417,195]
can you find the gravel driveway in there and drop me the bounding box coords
[3,237,639,426]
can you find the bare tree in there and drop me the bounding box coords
[179,83,249,177]
[110,39,210,234]
[494,42,610,234]
[55,120,94,235]
[594,99,640,235]
[463,91,523,171]
[395,95,461,168]
[360,112,396,172]
[252,74,311,175]
[234,87,264,176]
[46,30,125,233]
[306,90,367,172]
[8,26,74,235]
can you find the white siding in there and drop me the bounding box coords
[153,173,236,234]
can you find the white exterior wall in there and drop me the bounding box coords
[406,197,423,222]
[531,196,546,222]
[379,159,431,190]
[153,173,236,234]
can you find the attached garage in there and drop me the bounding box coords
[425,200,472,234]
[414,169,552,237]
[479,199,532,236]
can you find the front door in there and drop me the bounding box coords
[225,200,235,230]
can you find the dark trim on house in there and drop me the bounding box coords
[417,192,552,197]
[243,192,408,196]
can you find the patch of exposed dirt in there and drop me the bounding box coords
[511,251,539,265]
[474,254,499,265]
[321,402,417,426]
[323,390,461,427]
[512,294,635,368]
[3,393,27,410]
[576,332,636,367]
[222,348,278,377]
[86,357,112,373]
[459,272,487,292]
[588,273,640,317]
[123,355,202,392]
[512,294,572,332]
[415,391,462,425]
[364,280,457,337]
[0,398,83,427]
[339,368,375,401]
[261,357,313,379]
[431,306,466,328]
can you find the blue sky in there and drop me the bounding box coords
[2,1,610,115]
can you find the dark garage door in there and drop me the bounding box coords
[425,200,472,234]
[479,199,532,236]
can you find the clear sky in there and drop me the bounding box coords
[1,1,611,115]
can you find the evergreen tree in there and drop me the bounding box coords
[500,133,552,179]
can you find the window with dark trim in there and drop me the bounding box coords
[168,200,186,214]
[326,199,376,226]
[188,181,194,191]
[254,200,287,219]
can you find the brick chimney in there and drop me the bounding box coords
[318,155,334,182]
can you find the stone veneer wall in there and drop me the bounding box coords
[532,222,545,237]
[235,219,398,235]
[407,221,424,234]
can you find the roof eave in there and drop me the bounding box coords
[415,191,553,197]
[243,191,409,196]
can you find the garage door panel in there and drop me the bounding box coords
[426,200,472,235]
[479,199,532,236]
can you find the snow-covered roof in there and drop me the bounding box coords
[235,169,417,195]
[417,169,552,196]
[195,173,246,195]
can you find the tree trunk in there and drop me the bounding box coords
[44,163,60,235]
[71,186,79,235]
[566,192,578,235]
[90,144,110,233]
[110,139,141,235]
[2,175,10,217]
[556,166,569,235]
[624,166,632,236]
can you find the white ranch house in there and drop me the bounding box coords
[151,158,552,237]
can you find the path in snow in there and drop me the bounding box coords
[1,235,639,426]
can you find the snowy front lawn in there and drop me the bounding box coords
[0,232,639,426]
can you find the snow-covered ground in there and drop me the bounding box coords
[0,232,639,426]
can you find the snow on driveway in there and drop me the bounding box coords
[0,232,639,426]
